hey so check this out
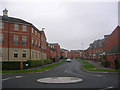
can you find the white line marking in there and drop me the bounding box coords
[106,86,114,88]
[2,78,13,81]
[65,63,72,73]
[65,69,68,72]
[95,75,102,76]
[2,76,23,81]
[15,76,23,78]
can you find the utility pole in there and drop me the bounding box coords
[82,42,84,59]
[82,42,83,51]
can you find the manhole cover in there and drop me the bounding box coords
[37,77,83,83]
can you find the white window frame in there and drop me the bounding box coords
[14,24,19,31]
[22,25,27,31]
[32,37,34,46]
[22,36,27,45]
[32,28,34,33]
[35,30,37,36]
[32,51,34,58]
[14,35,19,45]
[22,50,27,58]
[14,50,18,58]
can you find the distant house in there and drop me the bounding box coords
[61,48,69,59]
[46,43,61,61]
[69,50,81,59]
[85,38,106,61]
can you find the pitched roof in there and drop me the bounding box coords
[1,15,40,32]
[1,16,32,25]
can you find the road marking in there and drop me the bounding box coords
[65,63,72,73]
[106,86,114,88]
[15,76,23,78]
[65,68,68,72]
[95,75,102,76]
[2,78,13,81]
[2,76,23,81]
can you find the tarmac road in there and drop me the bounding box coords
[2,59,119,89]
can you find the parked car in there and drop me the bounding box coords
[66,59,71,62]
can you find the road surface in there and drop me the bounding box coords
[2,59,119,89]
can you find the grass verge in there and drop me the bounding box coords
[78,60,120,72]
[2,62,64,74]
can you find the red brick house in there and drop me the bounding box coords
[84,39,104,61]
[69,50,81,59]
[61,48,69,59]
[103,26,120,69]
[40,30,47,59]
[0,9,47,61]
[46,43,61,61]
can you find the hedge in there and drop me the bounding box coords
[27,59,52,68]
[2,61,20,70]
[27,60,42,68]
[2,59,52,70]
[44,59,52,64]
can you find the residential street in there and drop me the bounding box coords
[2,59,119,89]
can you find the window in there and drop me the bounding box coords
[32,51,34,58]
[22,36,27,45]
[14,24,19,31]
[14,35,19,45]
[35,30,37,36]
[32,28,34,33]
[38,41,40,47]
[22,50,26,58]
[36,52,37,59]
[0,34,3,45]
[0,22,4,29]
[14,50,18,58]
[38,33,40,37]
[32,37,34,46]
[22,25,27,31]
[41,37,44,41]
[0,48,2,57]
[35,40,38,47]
[35,40,37,46]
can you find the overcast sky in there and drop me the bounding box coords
[0,0,119,50]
